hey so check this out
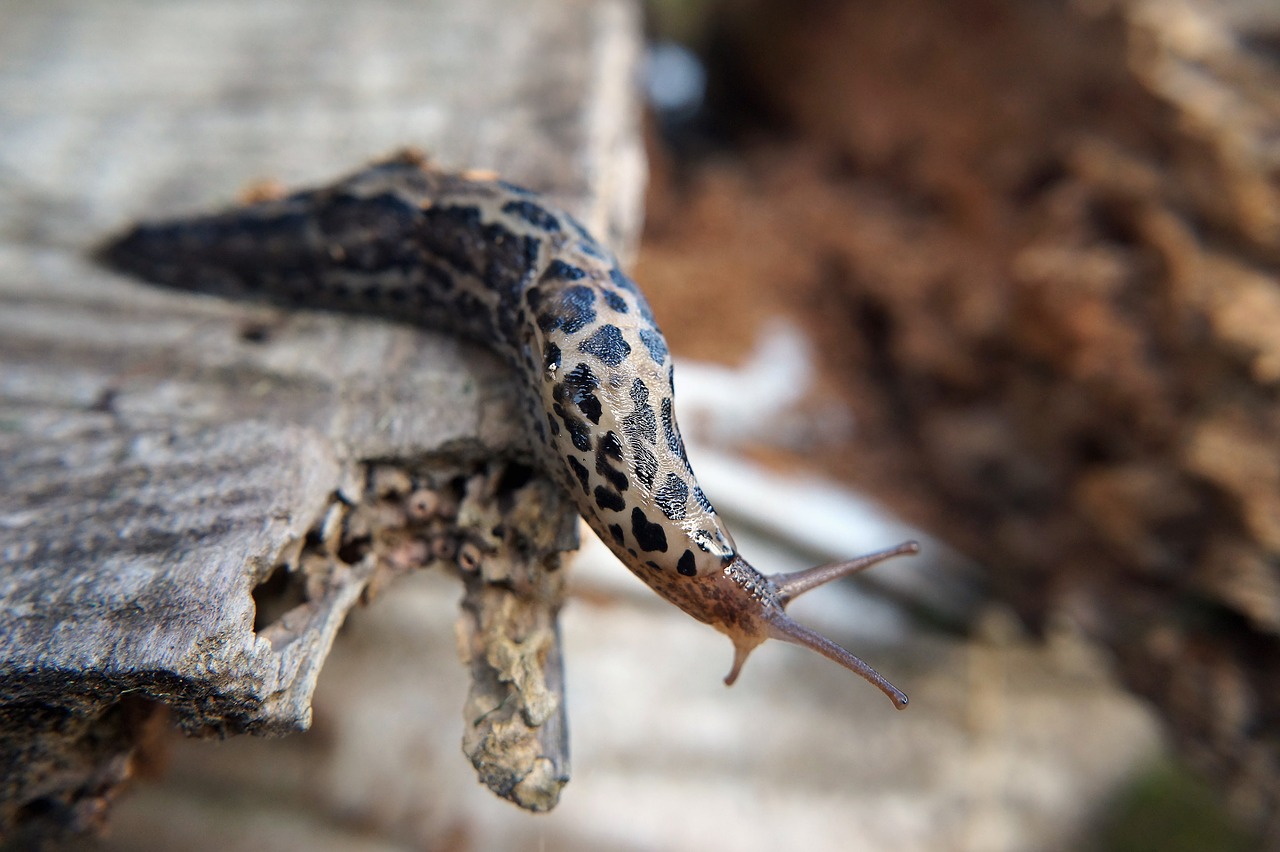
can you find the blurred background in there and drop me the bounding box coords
[3,0,1277,849]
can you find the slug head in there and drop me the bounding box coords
[684,541,919,709]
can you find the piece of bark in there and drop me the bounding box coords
[0,0,643,839]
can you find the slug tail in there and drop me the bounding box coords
[766,613,909,708]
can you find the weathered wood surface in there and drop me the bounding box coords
[0,0,643,837]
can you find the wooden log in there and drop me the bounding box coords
[0,0,643,838]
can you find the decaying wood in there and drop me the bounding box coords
[0,0,643,839]
[661,0,1279,837]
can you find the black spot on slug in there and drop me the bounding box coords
[564,361,599,392]
[502,199,561,232]
[609,523,625,546]
[538,284,596,334]
[594,486,626,513]
[630,377,649,404]
[560,217,609,260]
[600,431,623,460]
[639,329,668,365]
[567,456,590,493]
[692,486,715,514]
[631,507,668,553]
[600,463,628,493]
[606,267,656,322]
[566,215,597,244]
[693,529,713,552]
[579,324,630,367]
[545,259,586,281]
[577,240,607,260]
[608,265,637,293]
[676,549,697,577]
[561,362,602,424]
[661,398,688,467]
[497,180,537,197]
[567,423,591,452]
[622,378,657,445]
[655,473,688,521]
[577,394,603,424]
[543,342,561,373]
[631,442,658,489]
[602,289,628,313]
[546,413,561,436]
[595,435,628,492]
[553,402,592,452]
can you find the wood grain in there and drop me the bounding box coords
[0,0,643,837]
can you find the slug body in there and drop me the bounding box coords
[99,152,915,707]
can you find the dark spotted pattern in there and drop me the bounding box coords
[565,215,602,254]
[543,341,561,372]
[607,265,636,292]
[567,456,590,493]
[594,486,626,512]
[639,328,668,365]
[631,507,667,553]
[99,152,911,707]
[99,153,737,587]
[660,398,689,469]
[544,259,586,280]
[553,402,592,452]
[595,430,628,493]
[501,199,560,232]
[578,323,629,367]
[599,431,623,460]
[596,454,628,492]
[631,442,658,489]
[560,362,602,424]
[693,486,714,514]
[622,378,657,445]
[538,284,595,334]
[602,289,628,313]
[654,473,688,521]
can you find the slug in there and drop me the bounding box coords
[98,151,917,707]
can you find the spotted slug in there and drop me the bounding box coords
[98,151,916,707]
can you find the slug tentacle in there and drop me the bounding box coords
[711,545,918,707]
[764,614,910,707]
[97,152,917,707]
[773,540,921,604]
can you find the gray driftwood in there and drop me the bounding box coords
[0,0,644,839]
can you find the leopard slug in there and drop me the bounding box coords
[98,151,917,707]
